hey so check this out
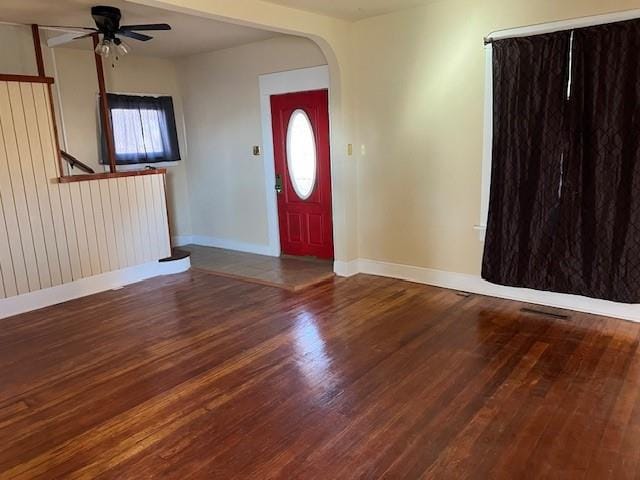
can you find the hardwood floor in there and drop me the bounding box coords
[1,271,639,479]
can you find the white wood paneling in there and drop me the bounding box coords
[0,103,19,299]
[15,84,52,290]
[108,179,128,270]
[91,181,110,273]
[126,177,144,265]
[0,82,39,293]
[70,182,91,278]
[0,189,14,298]
[97,179,119,272]
[23,83,63,287]
[59,182,82,281]
[142,175,160,260]
[0,79,172,301]
[36,83,73,284]
[155,175,171,258]
[80,182,101,276]
[136,178,152,263]
[9,82,52,290]
[117,179,136,267]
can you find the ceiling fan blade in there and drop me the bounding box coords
[39,25,97,32]
[46,32,94,48]
[119,23,171,31]
[118,30,153,42]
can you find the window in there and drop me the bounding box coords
[479,10,640,236]
[286,109,317,200]
[481,16,640,303]
[103,94,181,165]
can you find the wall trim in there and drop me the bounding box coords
[344,259,640,322]
[478,42,493,239]
[0,258,190,320]
[176,234,274,257]
[172,235,194,246]
[7,250,635,322]
[334,259,360,277]
[258,65,330,258]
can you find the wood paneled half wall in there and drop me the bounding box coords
[0,79,172,306]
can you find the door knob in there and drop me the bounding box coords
[275,174,283,194]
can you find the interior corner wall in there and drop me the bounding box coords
[176,35,327,250]
[352,0,640,276]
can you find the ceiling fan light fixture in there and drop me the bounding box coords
[114,38,130,56]
[44,6,171,51]
[94,38,112,58]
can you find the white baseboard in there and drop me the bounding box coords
[0,257,191,320]
[5,251,635,322]
[334,259,360,277]
[172,235,194,247]
[176,234,277,257]
[351,259,640,322]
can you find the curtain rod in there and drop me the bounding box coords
[483,8,640,45]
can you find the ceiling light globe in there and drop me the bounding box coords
[115,40,130,56]
[95,39,112,58]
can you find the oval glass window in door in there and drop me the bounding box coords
[286,109,317,200]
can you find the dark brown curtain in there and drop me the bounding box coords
[483,19,640,303]
[562,20,640,302]
[482,32,572,294]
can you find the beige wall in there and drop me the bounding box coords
[352,0,640,275]
[51,46,192,237]
[0,24,37,75]
[177,36,326,246]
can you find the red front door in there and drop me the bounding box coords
[271,89,333,259]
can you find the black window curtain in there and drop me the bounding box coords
[482,19,640,303]
[101,94,181,165]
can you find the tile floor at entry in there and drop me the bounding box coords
[181,244,335,291]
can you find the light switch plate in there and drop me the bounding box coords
[253,145,262,156]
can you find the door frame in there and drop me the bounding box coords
[259,65,331,257]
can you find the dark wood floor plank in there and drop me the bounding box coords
[1,271,640,479]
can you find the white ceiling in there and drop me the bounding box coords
[0,0,280,58]
[263,0,432,21]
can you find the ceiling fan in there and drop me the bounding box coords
[44,5,171,58]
